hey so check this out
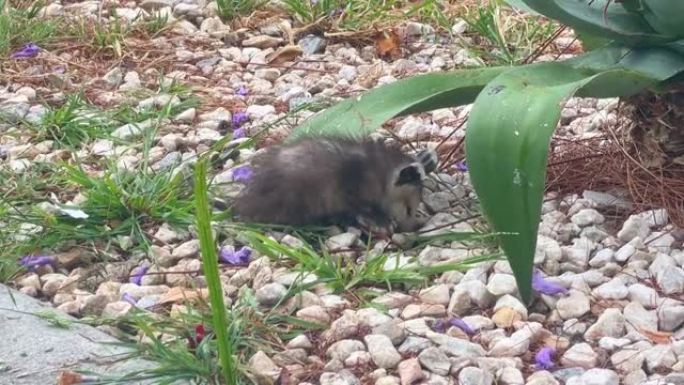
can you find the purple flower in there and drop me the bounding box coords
[219,246,252,265]
[449,317,475,335]
[534,347,556,370]
[455,161,468,172]
[232,128,246,139]
[431,319,448,333]
[122,293,137,305]
[235,85,249,97]
[232,111,249,130]
[10,43,40,60]
[532,270,569,297]
[232,165,253,183]
[19,255,55,271]
[129,266,149,286]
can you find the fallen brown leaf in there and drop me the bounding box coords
[158,287,209,306]
[267,45,303,65]
[374,29,403,60]
[639,327,672,344]
[57,371,82,385]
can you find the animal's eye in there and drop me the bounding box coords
[406,206,412,216]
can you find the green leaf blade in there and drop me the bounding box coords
[465,62,658,303]
[288,67,506,142]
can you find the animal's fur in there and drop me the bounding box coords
[232,137,438,232]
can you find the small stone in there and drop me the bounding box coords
[287,334,313,350]
[426,331,486,358]
[171,240,199,259]
[610,349,644,372]
[623,301,657,334]
[486,273,518,296]
[249,351,280,383]
[561,343,597,368]
[102,301,133,318]
[643,344,676,373]
[174,108,196,122]
[398,358,425,385]
[659,303,684,331]
[81,294,109,316]
[296,305,331,324]
[618,215,650,243]
[584,308,625,341]
[571,209,605,227]
[592,278,628,300]
[255,282,287,306]
[488,323,541,357]
[419,284,450,305]
[298,34,326,55]
[327,339,366,362]
[326,233,359,250]
[497,367,524,385]
[398,336,432,355]
[373,319,407,345]
[103,67,123,85]
[458,367,493,385]
[364,334,402,369]
[320,370,360,385]
[417,347,451,376]
[598,337,630,351]
[246,104,276,119]
[579,369,619,385]
[556,291,591,319]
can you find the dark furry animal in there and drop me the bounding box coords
[232,137,438,232]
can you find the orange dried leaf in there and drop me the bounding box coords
[57,371,83,385]
[267,45,303,65]
[374,30,402,60]
[158,287,209,305]
[639,328,672,344]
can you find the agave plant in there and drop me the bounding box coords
[287,0,684,303]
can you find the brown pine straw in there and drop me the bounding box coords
[546,129,684,228]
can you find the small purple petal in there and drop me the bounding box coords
[232,128,246,139]
[232,165,253,184]
[455,161,468,172]
[532,270,569,297]
[129,266,149,286]
[122,293,137,305]
[231,111,249,130]
[10,43,40,60]
[449,317,475,335]
[534,347,556,370]
[431,319,448,333]
[235,85,249,97]
[19,255,55,271]
[219,246,252,265]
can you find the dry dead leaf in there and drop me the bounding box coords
[639,327,672,344]
[158,287,209,306]
[57,371,83,385]
[267,45,303,65]
[374,29,403,60]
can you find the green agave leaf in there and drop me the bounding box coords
[464,62,660,303]
[503,0,541,15]
[517,0,673,45]
[287,67,506,142]
[640,0,684,37]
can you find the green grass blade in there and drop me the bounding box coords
[287,67,506,142]
[464,61,660,303]
[193,158,237,385]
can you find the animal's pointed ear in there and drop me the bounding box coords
[416,148,438,174]
[394,163,424,186]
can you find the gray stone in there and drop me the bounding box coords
[571,208,605,227]
[327,339,366,362]
[298,34,327,55]
[320,370,360,385]
[659,304,684,331]
[397,336,432,355]
[579,368,619,385]
[486,273,517,296]
[364,334,401,369]
[584,308,625,341]
[618,215,650,242]
[0,284,158,385]
[560,343,597,368]
[417,347,451,376]
[458,367,493,385]
[592,278,628,300]
[643,344,676,373]
[426,331,486,358]
[556,290,590,319]
[628,283,659,308]
[398,358,425,385]
[255,282,287,306]
[419,284,450,305]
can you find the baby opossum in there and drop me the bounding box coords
[232,137,438,232]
